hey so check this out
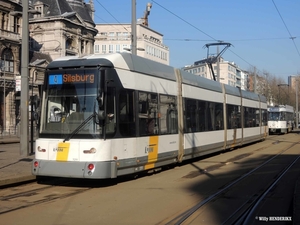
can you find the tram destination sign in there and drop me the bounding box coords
[49,74,95,85]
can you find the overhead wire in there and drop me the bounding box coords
[272,0,300,58]
[151,0,262,73]
[93,0,298,76]
[164,36,300,42]
[94,0,130,33]
[151,0,216,41]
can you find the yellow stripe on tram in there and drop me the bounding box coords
[145,136,159,170]
[56,142,70,161]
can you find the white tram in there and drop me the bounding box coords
[268,105,295,134]
[32,53,268,179]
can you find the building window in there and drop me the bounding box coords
[108,32,114,40]
[66,38,73,50]
[81,40,85,53]
[116,45,120,53]
[102,45,106,53]
[1,49,14,73]
[13,16,21,33]
[109,45,113,53]
[34,5,44,17]
[1,12,7,30]
[123,32,129,40]
[95,44,100,53]
[116,32,121,40]
[122,44,127,52]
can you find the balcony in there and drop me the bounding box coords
[0,29,21,41]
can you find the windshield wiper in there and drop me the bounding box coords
[63,113,95,142]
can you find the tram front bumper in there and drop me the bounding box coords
[32,160,117,179]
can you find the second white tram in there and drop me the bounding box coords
[268,105,295,134]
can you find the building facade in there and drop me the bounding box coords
[94,23,170,65]
[0,0,23,134]
[184,57,249,90]
[0,0,97,135]
[29,0,97,60]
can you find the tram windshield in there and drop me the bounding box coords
[39,69,115,139]
[268,112,285,121]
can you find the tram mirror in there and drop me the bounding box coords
[97,94,103,107]
[98,110,106,120]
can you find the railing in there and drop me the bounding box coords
[0,29,21,40]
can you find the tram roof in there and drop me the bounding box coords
[268,105,294,112]
[46,53,264,101]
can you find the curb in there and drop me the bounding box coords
[0,139,20,144]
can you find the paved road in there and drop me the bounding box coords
[0,133,300,224]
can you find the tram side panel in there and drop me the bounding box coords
[242,98,262,144]
[225,93,243,148]
[116,68,180,173]
[181,82,225,159]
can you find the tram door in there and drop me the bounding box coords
[118,90,136,160]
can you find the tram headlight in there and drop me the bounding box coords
[83,148,96,154]
[37,146,46,152]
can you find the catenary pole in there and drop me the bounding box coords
[296,79,299,128]
[131,0,137,55]
[20,1,29,156]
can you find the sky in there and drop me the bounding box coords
[92,0,300,82]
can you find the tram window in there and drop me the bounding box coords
[227,104,241,129]
[206,102,223,131]
[244,107,257,128]
[280,112,286,121]
[198,100,206,131]
[105,87,116,134]
[185,99,197,132]
[160,95,177,134]
[261,109,268,126]
[47,97,64,123]
[214,103,224,130]
[185,99,224,132]
[138,92,158,136]
[119,90,135,137]
[255,109,260,126]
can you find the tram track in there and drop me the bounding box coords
[0,135,297,219]
[0,178,93,215]
[160,137,300,225]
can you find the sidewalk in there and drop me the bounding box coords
[0,136,36,187]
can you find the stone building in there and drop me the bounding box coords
[184,57,249,90]
[0,0,97,134]
[0,0,23,134]
[29,0,97,60]
[94,22,170,65]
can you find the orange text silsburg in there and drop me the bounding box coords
[63,74,94,83]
